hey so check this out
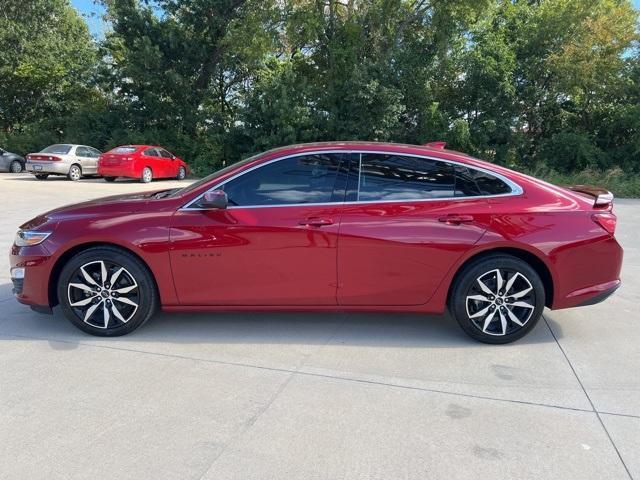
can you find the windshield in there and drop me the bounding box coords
[110,146,138,154]
[171,152,265,197]
[41,144,72,155]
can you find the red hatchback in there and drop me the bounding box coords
[98,145,189,183]
[10,142,623,343]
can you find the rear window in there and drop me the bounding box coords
[41,144,72,155]
[110,146,138,154]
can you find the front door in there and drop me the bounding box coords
[337,153,492,306]
[169,152,351,305]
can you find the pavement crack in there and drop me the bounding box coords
[543,314,634,480]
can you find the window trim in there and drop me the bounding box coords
[181,150,523,210]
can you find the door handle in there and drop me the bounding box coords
[438,214,474,225]
[299,217,334,227]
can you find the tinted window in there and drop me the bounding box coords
[88,147,101,157]
[358,154,455,201]
[472,170,512,195]
[222,154,347,206]
[111,146,138,154]
[143,148,159,156]
[41,144,72,155]
[454,166,511,196]
[158,149,173,159]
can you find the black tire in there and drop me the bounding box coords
[57,246,158,336]
[141,167,152,183]
[176,166,186,180]
[34,174,49,180]
[68,164,82,181]
[449,254,545,344]
[104,177,116,182]
[10,160,23,173]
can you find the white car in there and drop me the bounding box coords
[25,144,102,181]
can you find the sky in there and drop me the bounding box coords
[72,0,640,38]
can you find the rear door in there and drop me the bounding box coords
[142,148,163,177]
[336,153,493,306]
[74,146,93,174]
[170,152,352,305]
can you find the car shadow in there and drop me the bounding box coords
[0,283,557,348]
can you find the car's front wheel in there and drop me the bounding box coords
[57,246,158,336]
[449,254,545,344]
[177,166,186,180]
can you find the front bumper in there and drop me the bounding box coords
[9,243,54,309]
[26,161,69,175]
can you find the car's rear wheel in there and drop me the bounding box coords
[177,166,186,180]
[10,160,23,173]
[57,246,158,336]
[34,174,49,180]
[68,164,82,181]
[449,255,545,344]
[141,167,153,183]
[104,176,116,182]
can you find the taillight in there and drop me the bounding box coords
[27,155,60,161]
[592,213,617,235]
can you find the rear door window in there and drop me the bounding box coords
[76,146,91,157]
[357,154,456,201]
[143,148,159,157]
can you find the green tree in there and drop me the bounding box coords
[0,0,97,134]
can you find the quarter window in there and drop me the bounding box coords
[221,154,348,207]
[358,154,456,201]
[454,165,512,196]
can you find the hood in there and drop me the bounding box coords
[20,190,163,230]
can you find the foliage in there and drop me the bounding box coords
[0,0,639,194]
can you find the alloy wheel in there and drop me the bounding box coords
[69,165,81,181]
[142,168,152,183]
[67,260,140,329]
[465,268,536,336]
[10,161,23,173]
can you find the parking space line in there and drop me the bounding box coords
[544,314,633,480]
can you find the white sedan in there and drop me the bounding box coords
[25,144,102,181]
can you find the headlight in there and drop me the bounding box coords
[14,230,52,247]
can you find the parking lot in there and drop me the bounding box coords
[0,171,638,479]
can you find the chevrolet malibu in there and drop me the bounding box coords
[9,142,623,343]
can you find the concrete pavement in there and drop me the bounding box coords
[0,173,638,479]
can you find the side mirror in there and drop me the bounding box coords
[0,148,5,155]
[199,189,228,209]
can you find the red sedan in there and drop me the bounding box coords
[9,142,622,343]
[98,145,189,183]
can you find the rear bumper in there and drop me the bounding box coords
[26,162,69,175]
[572,281,620,307]
[551,235,623,309]
[98,164,137,178]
